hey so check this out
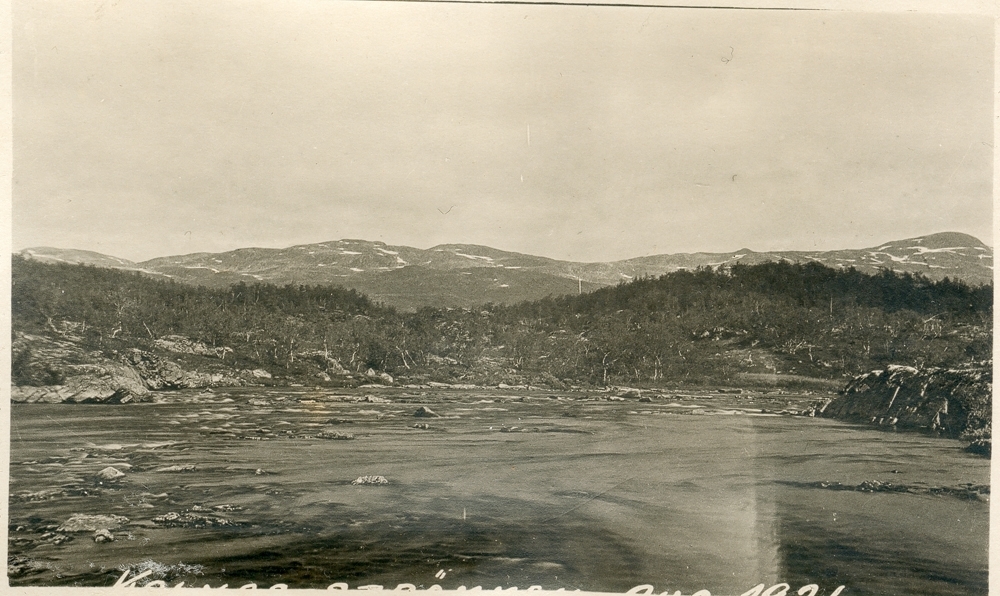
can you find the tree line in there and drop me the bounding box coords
[11,256,992,388]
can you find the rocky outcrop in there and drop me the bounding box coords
[122,349,243,389]
[12,332,150,403]
[11,362,150,404]
[820,364,991,452]
[11,338,247,403]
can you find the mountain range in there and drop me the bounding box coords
[19,231,993,310]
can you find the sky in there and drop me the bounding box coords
[11,0,995,263]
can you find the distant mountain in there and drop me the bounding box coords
[596,231,994,286]
[18,232,993,310]
[20,247,150,272]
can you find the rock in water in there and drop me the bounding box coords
[154,464,197,473]
[96,466,126,481]
[93,529,114,543]
[414,406,441,418]
[151,511,236,528]
[352,475,389,485]
[317,430,355,440]
[57,514,129,533]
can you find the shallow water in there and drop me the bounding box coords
[8,388,989,595]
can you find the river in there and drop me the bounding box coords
[7,387,989,594]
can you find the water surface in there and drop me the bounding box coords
[8,387,989,594]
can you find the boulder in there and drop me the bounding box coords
[57,514,129,533]
[93,529,115,543]
[96,466,126,481]
[351,475,388,485]
[414,406,441,418]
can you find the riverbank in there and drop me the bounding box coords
[11,329,843,403]
[12,329,992,455]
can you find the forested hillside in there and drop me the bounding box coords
[11,256,991,390]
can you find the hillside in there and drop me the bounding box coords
[18,232,993,310]
[20,247,164,276]
[12,256,990,399]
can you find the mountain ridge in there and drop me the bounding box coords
[19,231,993,310]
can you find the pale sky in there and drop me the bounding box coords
[12,1,994,263]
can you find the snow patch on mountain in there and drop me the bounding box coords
[908,246,969,255]
[455,252,494,262]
